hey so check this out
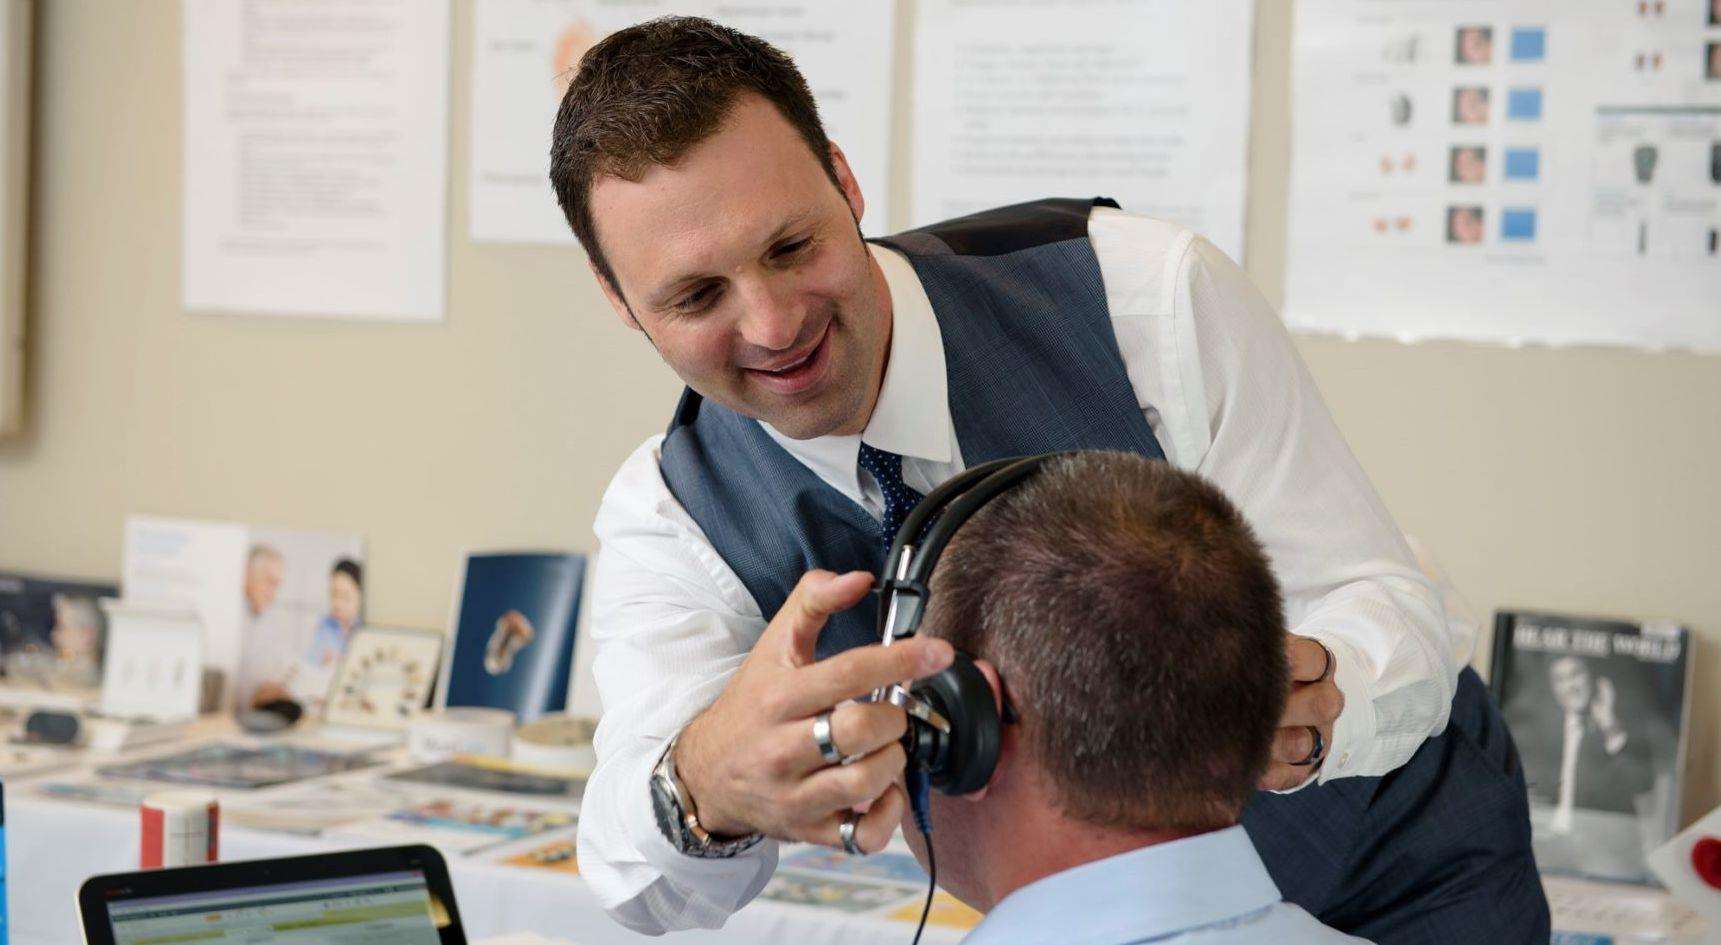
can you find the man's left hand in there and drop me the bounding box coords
[1259,636,1342,791]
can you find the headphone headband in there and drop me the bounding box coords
[875,452,1066,642]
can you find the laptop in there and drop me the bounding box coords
[77,845,467,945]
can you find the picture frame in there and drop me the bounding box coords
[0,0,31,438]
[323,625,443,731]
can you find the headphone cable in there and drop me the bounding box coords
[911,834,935,945]
[908,767,935,945]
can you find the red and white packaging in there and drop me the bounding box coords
[140,791,219,869]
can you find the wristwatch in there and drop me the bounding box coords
[649,732,764,859]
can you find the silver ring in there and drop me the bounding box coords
[812,711,842,765]
[1290,725,1326,767]
[839,810,863,856]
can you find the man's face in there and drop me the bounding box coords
[245,556,284,616]
[1549,656,1592,713]
[589,95,892,440]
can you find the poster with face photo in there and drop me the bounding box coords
[1490,610,1691,885]
[235,527,365,712]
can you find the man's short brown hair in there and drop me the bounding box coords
[549,16,839,293]
[924,451,1288,831]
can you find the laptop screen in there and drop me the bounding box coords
[104,869,446,945]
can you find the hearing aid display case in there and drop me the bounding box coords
[325,625,444,730]
[97,601,205,721]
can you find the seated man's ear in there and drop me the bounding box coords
[965,657,1009,802]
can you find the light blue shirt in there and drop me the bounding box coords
[962,826,1371,945]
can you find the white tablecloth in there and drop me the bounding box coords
[3,721,965,945]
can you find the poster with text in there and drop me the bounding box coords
[182,0,452,321]
[1287,0,1721,351]
[468,0,896,243]
[911,0,1255,261]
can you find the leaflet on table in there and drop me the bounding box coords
[327,798,576,854]
[1491,611,1691,885]
[1543,875,1708,943]
[0,744,78,779]
[121,517,364,714]
[181,0,451,321]
[468,0,895,242]
[386,757,586,800]
[500,836,579,875]
[96,743,384,791]
[910,0,1255,261]
[224,778,421,835]
[1286,0,1721,351]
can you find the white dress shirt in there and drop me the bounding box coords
[963,826,1371,945]
[576,208,1469,934]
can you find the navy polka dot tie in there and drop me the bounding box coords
[857,442,926,553]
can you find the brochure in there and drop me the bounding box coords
[1492,610,1691,884]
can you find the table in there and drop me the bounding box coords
[3,719,966,945]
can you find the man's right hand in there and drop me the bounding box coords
[671,570,954,854]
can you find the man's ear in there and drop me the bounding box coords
[827,140,866,225]
[962,657,1009,803]
[588,258,642,332]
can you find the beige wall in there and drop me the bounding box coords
[0,1,1714,819]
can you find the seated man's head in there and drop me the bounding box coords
[906,451,1288,910]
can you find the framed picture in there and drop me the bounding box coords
[1491,610,1692,884]
[0,0,30,437]
[324,626,443,731]
[0,572,118,701]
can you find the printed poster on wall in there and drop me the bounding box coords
[468,0,896,243]
[182,0,452,322]
[911,0,1256,261]
[1286,0,1721,351]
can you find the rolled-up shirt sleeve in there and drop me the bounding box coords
[575,435,779,934]
[1092,207,1464,787]
[1180,234,1461,782]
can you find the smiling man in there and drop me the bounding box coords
[553,16,1546,945]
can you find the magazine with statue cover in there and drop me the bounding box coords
[438,552,584,724]
[1490,610,1691,885]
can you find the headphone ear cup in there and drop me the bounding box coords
[912,652,1001,795]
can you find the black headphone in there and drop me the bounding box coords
[875,453,1063,797]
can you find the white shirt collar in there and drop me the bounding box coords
[762,243,952,495]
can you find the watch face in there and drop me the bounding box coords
[649,773,686,850]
